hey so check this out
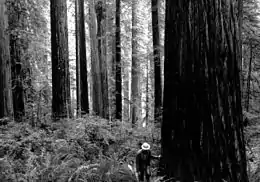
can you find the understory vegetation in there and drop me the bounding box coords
[0,115,162,182]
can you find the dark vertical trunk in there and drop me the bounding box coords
[151,0,162,122]
[89,0,102,116]
[145,55,149,123]
[79,0,89,114]
[8,2,25,122]
[245,41,253,112]
[131,0,140,126]
[75,0,81,117]
[0,0,13,118]
[115,0,122,120]
[50,0,72,120]
[162,0,248,181]
[95,0,109,119]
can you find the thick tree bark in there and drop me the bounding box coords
[0,0,13,118]
[95,0,109,119]
[151,0,162,123]
[115,0,122,120]
[50,0,72,120]
[161,0,248,181]
[8,2,25,122]
[79,0,89,115]
[75,0,81,117]
[245,41,253,112]
[131,0,140,126]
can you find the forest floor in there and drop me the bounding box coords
[0,115,161,182]
[0,113,259,182]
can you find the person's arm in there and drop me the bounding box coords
[150,152,161,160]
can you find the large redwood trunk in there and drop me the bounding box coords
[161,0,248,181]
[0,0,13,118]
[79,0,89,114]
[50,0,72,120]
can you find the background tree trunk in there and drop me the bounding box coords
[95,0,109,119]
[151,0,162,123]
[245,41,253,112]
[115,0,122,120]
[75,0,81,117]
[131,0,140,126]
[79,0,89,115]
[50,0,72,120]
[89,0,102,116]
[162,0,248,181]
[0,0,13,118]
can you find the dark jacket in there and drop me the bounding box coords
[136,149,159,172]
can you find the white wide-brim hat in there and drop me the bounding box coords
[141,142,150,150]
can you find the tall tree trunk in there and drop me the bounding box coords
[0,0,13,118]
[123,67,130,121]
[162,0,248,181]
[151,0,162,123]
[75,0,81,117]
[79,0,89,115]
[131,0,140,126]
[50,0,72,120]
[145,54,149,124]
[245,41,253,112]
[8,2,25,122]
[115,0,122,120]
[89,0,102,116]
[238,0,243,96]
[106,0,116,121]
[95,0,109,119]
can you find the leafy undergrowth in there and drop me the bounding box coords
[244,111,260,182]
[0,115,161,182]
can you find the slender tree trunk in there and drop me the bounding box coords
[145,54,149,124]
[123,67,130,121]
[50,0,72,120]
[131,0,140,126]
[79,0,89,115]
[0,0,13,118]
[162,0,248,181]
[115,0,122,120]
[75,0,81,117]
[106,0,116,121]
[151,0,162,123]
[246,41,253,112]
[238,0,243,96]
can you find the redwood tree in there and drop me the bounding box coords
[79,0,89,114]
[151,0,162,122]
[95,0,109,119]
[0,0,13,118]
[50,0,71,119]
[115,0,122,120]
[161,0,248,181]
[8,1,25,122]
[75,0,81,116]
[131,0,140,126]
